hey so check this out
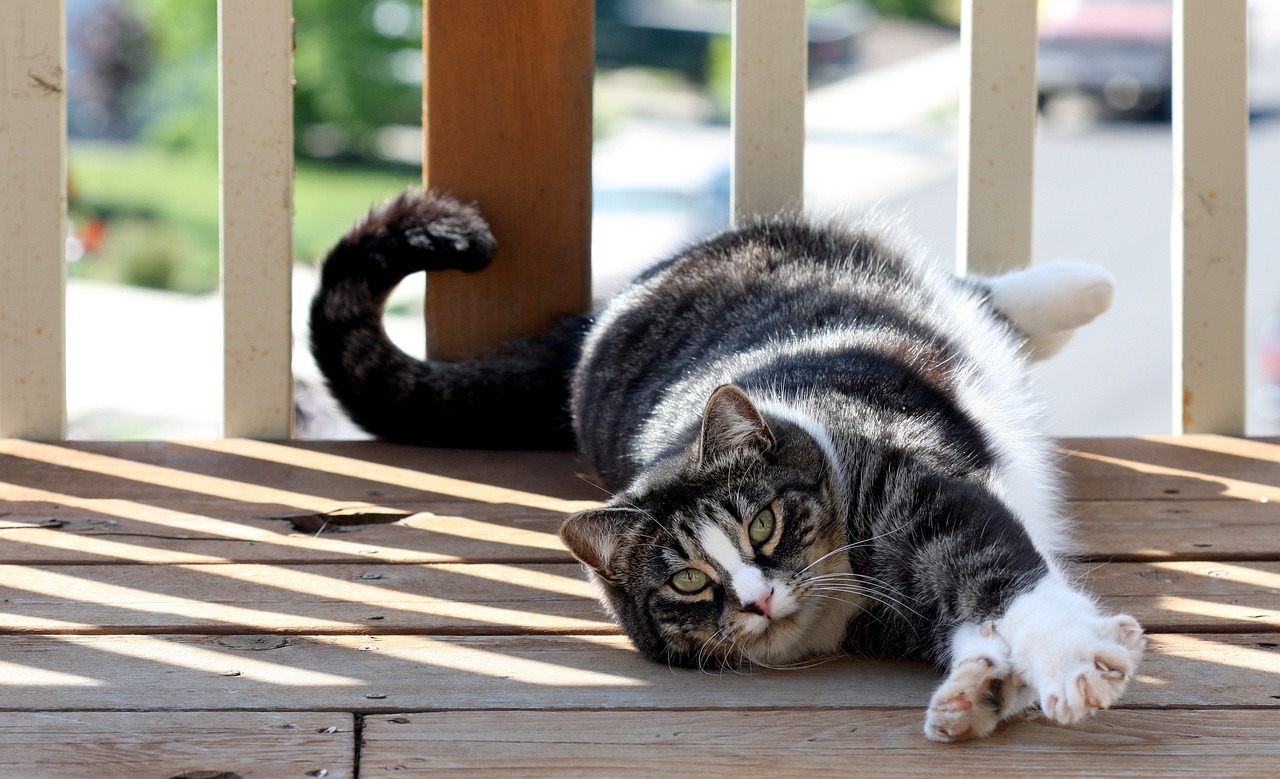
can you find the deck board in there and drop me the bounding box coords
[361,709,1280,778]
[0,711,354,779]
[1,560,1278,635]
[0,633,1273,711]
[0,436,1277,774]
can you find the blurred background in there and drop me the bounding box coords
[59,0,1280,440]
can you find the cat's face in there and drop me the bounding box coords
[561,386,853,668]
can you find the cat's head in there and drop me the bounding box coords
[560,385,851,669]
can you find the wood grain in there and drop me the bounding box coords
[361,709,1280,778]
[0,562,611,634]
[422,0,593,361]
[0,633,1272,712]
[1061,436,1280,501]
[0,711,353,779]
[0,0,67,439]
[2,556,1277,636]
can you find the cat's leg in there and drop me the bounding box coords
[982,262,1115,360]
[995,574,1146,725]
[924,621,1035,742]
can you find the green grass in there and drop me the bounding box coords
[68,142,418,294]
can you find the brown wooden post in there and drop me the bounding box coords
[422,0,594,361]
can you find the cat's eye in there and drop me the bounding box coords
[748,507,776,545]
[670,568,710,594]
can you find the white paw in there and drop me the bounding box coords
[924,655,1008,742]
[924,622,1033,742]
[999,582,1146,727]
[988,262,1115,335]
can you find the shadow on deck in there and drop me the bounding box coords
[0,436,1278,777]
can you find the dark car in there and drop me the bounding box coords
[1038,0,1174,113]
[595,0,874,85]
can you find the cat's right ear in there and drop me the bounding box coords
[559,508,641,580]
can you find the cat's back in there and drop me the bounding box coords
[572,218,979,485]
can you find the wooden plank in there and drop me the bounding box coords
[1072,500,1280,562]
[218,0,294,438]
[3,496,1279,566]
[0,711,354,779]
[0,440,600,515]
[1087,561,1280,633]
[0,633,1269,712]
[362,709,1280,778]
[730,0,807,221]
[422,0,592,361]
[0,498,570,565]
[1172,0,1248,435]
[0,0,67,439]
[955,0,1038,275]
[0,562,610,634]
[1061,436,1280,502]
[3,557,1276,636]
[3,438,1276,510]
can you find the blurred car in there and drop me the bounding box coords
[595,0,875,85]
[1038,0,1280,115]
[1038,0,1174,113]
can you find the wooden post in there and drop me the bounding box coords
[956,0,1038,275]
[422,1,593,361]
[218,0,295,439]
[731,0,807,222]
[0,0,67,439]
[1172,0,1248,435]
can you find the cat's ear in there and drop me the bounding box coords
[559,507,640,579]
[697,385,774,465]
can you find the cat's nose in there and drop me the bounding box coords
[743,588,774,619]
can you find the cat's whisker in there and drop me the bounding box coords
[808,585,921,629]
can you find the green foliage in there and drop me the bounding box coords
[69,142,417,294]
[133,0,423,160]
[864,0,948,22]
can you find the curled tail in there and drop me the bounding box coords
[308,189,588,448]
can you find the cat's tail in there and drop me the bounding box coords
[308,189,588,448]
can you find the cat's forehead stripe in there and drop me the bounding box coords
[696,522,771,604]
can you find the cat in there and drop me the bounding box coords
[310,189,1143,742]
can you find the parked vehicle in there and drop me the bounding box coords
[1038,0,1280,116]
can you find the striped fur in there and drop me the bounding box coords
[311,190,1141,741]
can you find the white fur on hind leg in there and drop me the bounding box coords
[996,577,1145,726]
[986,262,1115,360]
[924,622,1033,742]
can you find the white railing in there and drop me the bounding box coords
[0,0,1251,441]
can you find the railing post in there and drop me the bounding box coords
[218,0,295,439]
[0,0,68,440]
[1172,0,1248,435]
[422,0,594,362]
[730,0,807,222]
[956,0,1038,275]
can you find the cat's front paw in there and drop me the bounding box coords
[1026,613,1145,725]
[925,622,1032,742]
[924,655,1009,742]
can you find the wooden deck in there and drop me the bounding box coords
[0,435,1278,777]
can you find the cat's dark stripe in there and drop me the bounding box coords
[308,190,587,448]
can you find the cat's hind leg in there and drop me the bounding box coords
[983,262,1115,360]
[996,575,1146,725]
[923,622,1035,742]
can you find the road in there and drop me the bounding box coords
[877,114,1280,437]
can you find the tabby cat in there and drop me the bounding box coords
[310,190,1144,742]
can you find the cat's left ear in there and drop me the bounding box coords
[559,507,641,581]
[697,385,774,466]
